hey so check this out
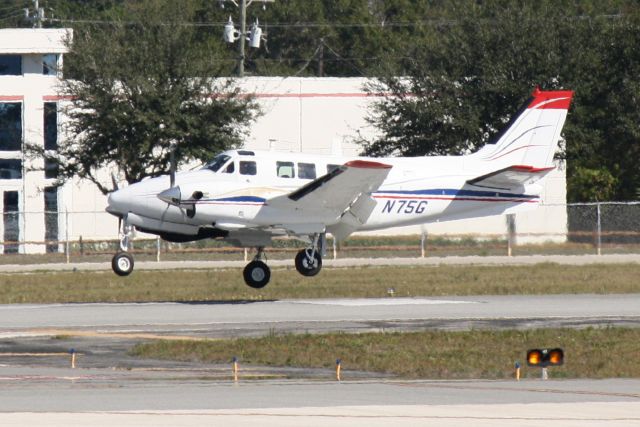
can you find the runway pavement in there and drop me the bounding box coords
[1,294,639,339]
[1,256,639,425]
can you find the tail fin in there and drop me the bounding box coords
[472,88,574,168]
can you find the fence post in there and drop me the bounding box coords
[79,235,84,256]
[65,209,70,264]
[332,237,337,260]
[596,202,602,255]
[420,230,427,258]
[506,214,516,257]
[156,235,161,262]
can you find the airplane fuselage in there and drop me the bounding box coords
[107,149,542,242]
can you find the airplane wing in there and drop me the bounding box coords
[267,160,392,235]
[466,165,554,191]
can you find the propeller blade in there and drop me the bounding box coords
[111,172,119,191]
[169,145,176,188]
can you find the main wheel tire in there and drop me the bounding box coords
[243,260,271,289]
[295,249,322,277]
[112,252,134,276]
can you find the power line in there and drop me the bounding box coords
[45,13,628,29]
[0,10,25,22]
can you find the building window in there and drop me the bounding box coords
[276,161,294,178]
[0,103,22,151]
[0,55,21,75]
[0,159,22,179]
[3,190,19,254]
[42,54,59,76]
[239,161,256,176]
[298,163,316,180]
[44,158,58,179]
[44,186,59,253]
[44,102,57,150]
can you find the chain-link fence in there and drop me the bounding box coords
[0,202,639,264]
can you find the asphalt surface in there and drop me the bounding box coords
[0,369,638,426]
[1,255,639,425]
[1,295,639,339]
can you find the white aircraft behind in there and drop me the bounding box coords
[106,88,574,288]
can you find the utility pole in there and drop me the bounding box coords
[25,0,44,28]
[221,0,273,77]
[238,0,247,77]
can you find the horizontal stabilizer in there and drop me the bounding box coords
[467,165,554,191]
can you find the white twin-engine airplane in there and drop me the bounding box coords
[106,87,573,288]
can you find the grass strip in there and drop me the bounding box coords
[0,263,638,304]
[130,327,640,379]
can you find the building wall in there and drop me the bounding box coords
[0,29,69,254]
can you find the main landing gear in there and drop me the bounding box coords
[112,222,135,276]
[242,234,325,288]
[243,247,271,289]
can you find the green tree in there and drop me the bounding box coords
[32,1,257,194]
[361,0,640,202]
[568,167,618,202]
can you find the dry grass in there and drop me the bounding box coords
[130,327,640,379]
[0,263,638,303]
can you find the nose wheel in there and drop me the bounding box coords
[112,252,134,276]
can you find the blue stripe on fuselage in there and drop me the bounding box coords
[375,189,536,199]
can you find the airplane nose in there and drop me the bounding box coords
[106,189,124,215]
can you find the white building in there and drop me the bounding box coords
[0,29,567,254]
[0,28,69,254]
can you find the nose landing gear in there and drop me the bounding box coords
[112,221,135,276]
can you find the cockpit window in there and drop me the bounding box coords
[203,154,230,172]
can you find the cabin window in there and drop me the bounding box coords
[277,161,294,178]
[204,154,230,172]
[223,162,235,173]
[327,164,341,174]
[298,163,316,179]
[240,161,257,175]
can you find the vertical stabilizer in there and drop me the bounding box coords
[472,88,574,168]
